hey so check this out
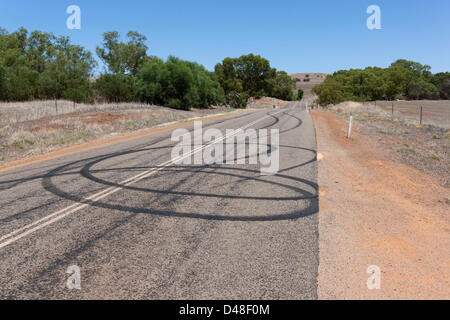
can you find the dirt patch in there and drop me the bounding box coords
[312,110,450,299]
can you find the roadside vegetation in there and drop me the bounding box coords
[326,101,449,188]
[313,60,450,105]
[0,27,298,110]
[0,101,234,165]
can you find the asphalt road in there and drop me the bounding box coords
[0,101,318,299]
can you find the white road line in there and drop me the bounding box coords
[0,110,284,250]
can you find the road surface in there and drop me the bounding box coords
[0,101,318,299]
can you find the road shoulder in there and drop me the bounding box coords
[312,110,450,299]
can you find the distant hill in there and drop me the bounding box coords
[290,73,328,82]
[290,73,328,96]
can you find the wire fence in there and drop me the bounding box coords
[363,100,450,129]
[0,100,160,126]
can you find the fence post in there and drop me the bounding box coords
[420,106,423,125]
[347,116,353,139]
[392,102,394,116]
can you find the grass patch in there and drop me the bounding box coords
[144,117,157,125]
[430,154,440,161]
[49,130,90,145]
[397,148,416,155]
[8,131,40,149]
[124,120,139,130]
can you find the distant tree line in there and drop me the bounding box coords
[313,60,450,105]
[0,27,299,109]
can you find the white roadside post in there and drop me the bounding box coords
[347,115,353,139]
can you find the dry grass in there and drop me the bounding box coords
[374,100,449,129]
[0,100,233,165]
[0,100,162,125]
[328,101,450,187]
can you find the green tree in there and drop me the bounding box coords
[96,31,148,76]
[389,59,435,99]
[0,64,7,100]
[5,66,39,101]
[313,78,349,105]
[95,74,137,103]
[312,59,447,105]
[233,54,275,97]
[432,72,450,99]
[0,27,96,102]
[268,71,296,101]
[137,56,223,110]
[297,88,304,100]
[215,54,295,107]
[214,57,246,108]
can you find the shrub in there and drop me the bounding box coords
[94,74,137,103]
[137,56,223,110]
[297,88,304,100]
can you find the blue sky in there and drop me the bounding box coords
[1,0,449,74]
